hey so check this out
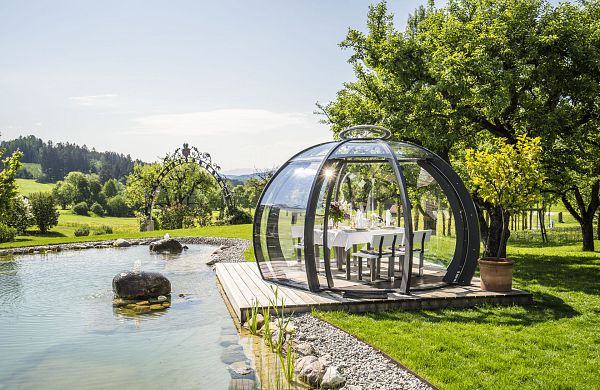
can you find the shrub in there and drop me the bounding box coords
[29,192,60,233]
[157,204,189,230]
[93,225,113,235]
[72,202,89,216]
[74,224,90,237]
[106,195,131,217]
[90,202,105,216]
[0,222,17,243]
[5,195,33,234]
[227,208,253,224]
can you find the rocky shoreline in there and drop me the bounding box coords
[0,236,250,265]
[292,313,433,390]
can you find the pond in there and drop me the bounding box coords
[0,245,251,390]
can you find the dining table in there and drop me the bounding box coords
[291,225,406,270]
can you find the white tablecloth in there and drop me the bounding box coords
[291,226,405,251]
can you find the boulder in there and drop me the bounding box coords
[295,342,316,356]
[295,356,319,375]
[321,366,346,389]
[243,314,265,331]
[112,271,171,299]
[113,238,132,248]
[299,357,327,387]
[149,238,184,253]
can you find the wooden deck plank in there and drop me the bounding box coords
[231,262,290,307]
[215,262,533,324]
[216,264,255,321]
[246,263,331,306]
[215,265,243,321]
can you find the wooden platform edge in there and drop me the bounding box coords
[215,263,534,324]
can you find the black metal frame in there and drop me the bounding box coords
[143,143,235,221]
[253,126,480,294]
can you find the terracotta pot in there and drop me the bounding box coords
[478,257,514,292]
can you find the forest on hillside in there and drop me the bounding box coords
[1,135,136,183]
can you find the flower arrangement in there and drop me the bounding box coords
[329,201,351,228]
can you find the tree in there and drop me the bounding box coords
[465,135,544,257]
[29,192,60,233]
[0,147,23,218]
[52,181,76,209]
[125,161,220,219]
[102,178,121,198]
[106,195,131,217]
[5,195,33,234]
[319,0,600,251]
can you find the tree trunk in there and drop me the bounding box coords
[582,217,595,251]
[476,201,510,258]
[483,207,510,258]
[448,208,452,236]
[561,181,599,252]
[442,211,446,236]
[413,210,420,231]
[597,211,600,241]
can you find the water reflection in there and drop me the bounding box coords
[0,245,247,389]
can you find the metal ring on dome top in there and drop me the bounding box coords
[338,125,392,140]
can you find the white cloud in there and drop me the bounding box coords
[130,108,312,136]
[68,94,118,107]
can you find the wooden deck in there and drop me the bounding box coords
[215,262,533,323]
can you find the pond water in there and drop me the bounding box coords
[0,245,249,390]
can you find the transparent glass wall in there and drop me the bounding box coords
[255,159,323,289]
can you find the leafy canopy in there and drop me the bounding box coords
[465,134,544,214]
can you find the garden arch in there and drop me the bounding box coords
[141,143,234,230]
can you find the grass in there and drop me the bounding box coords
[16,178,55,196]
[316,239,600,389]
[1,209,255,260]
[20,163,44,179]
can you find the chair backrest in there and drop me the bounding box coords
[413,230,432,247]
[370,233,399,253]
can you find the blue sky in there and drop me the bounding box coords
[1,1,441,173]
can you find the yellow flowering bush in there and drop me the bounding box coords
[465,134,544,215]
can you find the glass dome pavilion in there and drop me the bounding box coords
[253,126,480,294]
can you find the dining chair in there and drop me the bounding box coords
[393,230,432,277]
[351,233,399,282]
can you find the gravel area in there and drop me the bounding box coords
[0,236,251,264]
[293,313,434,390]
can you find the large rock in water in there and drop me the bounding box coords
[112,271,171,299]
[149,238,184,253]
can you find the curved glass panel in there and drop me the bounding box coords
[256,160,322,289]
[400,161,455,289]
[331,140,392,159]
[292,142,339,162]
[388,141,432,159]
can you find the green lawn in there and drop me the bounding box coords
[16,178,55,196]
[1,209,254,260]
[3,210,599,388]
[317,240,600,389]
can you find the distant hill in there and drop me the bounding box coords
[1,135,137,183]
[224,173,259,186]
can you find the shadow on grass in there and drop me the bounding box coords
[22,231,67,238]
[513,252,600,296]
[364,291,578,326]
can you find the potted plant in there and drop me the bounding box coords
[465,134,544,292]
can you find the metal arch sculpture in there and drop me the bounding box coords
[143,143,235,224]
